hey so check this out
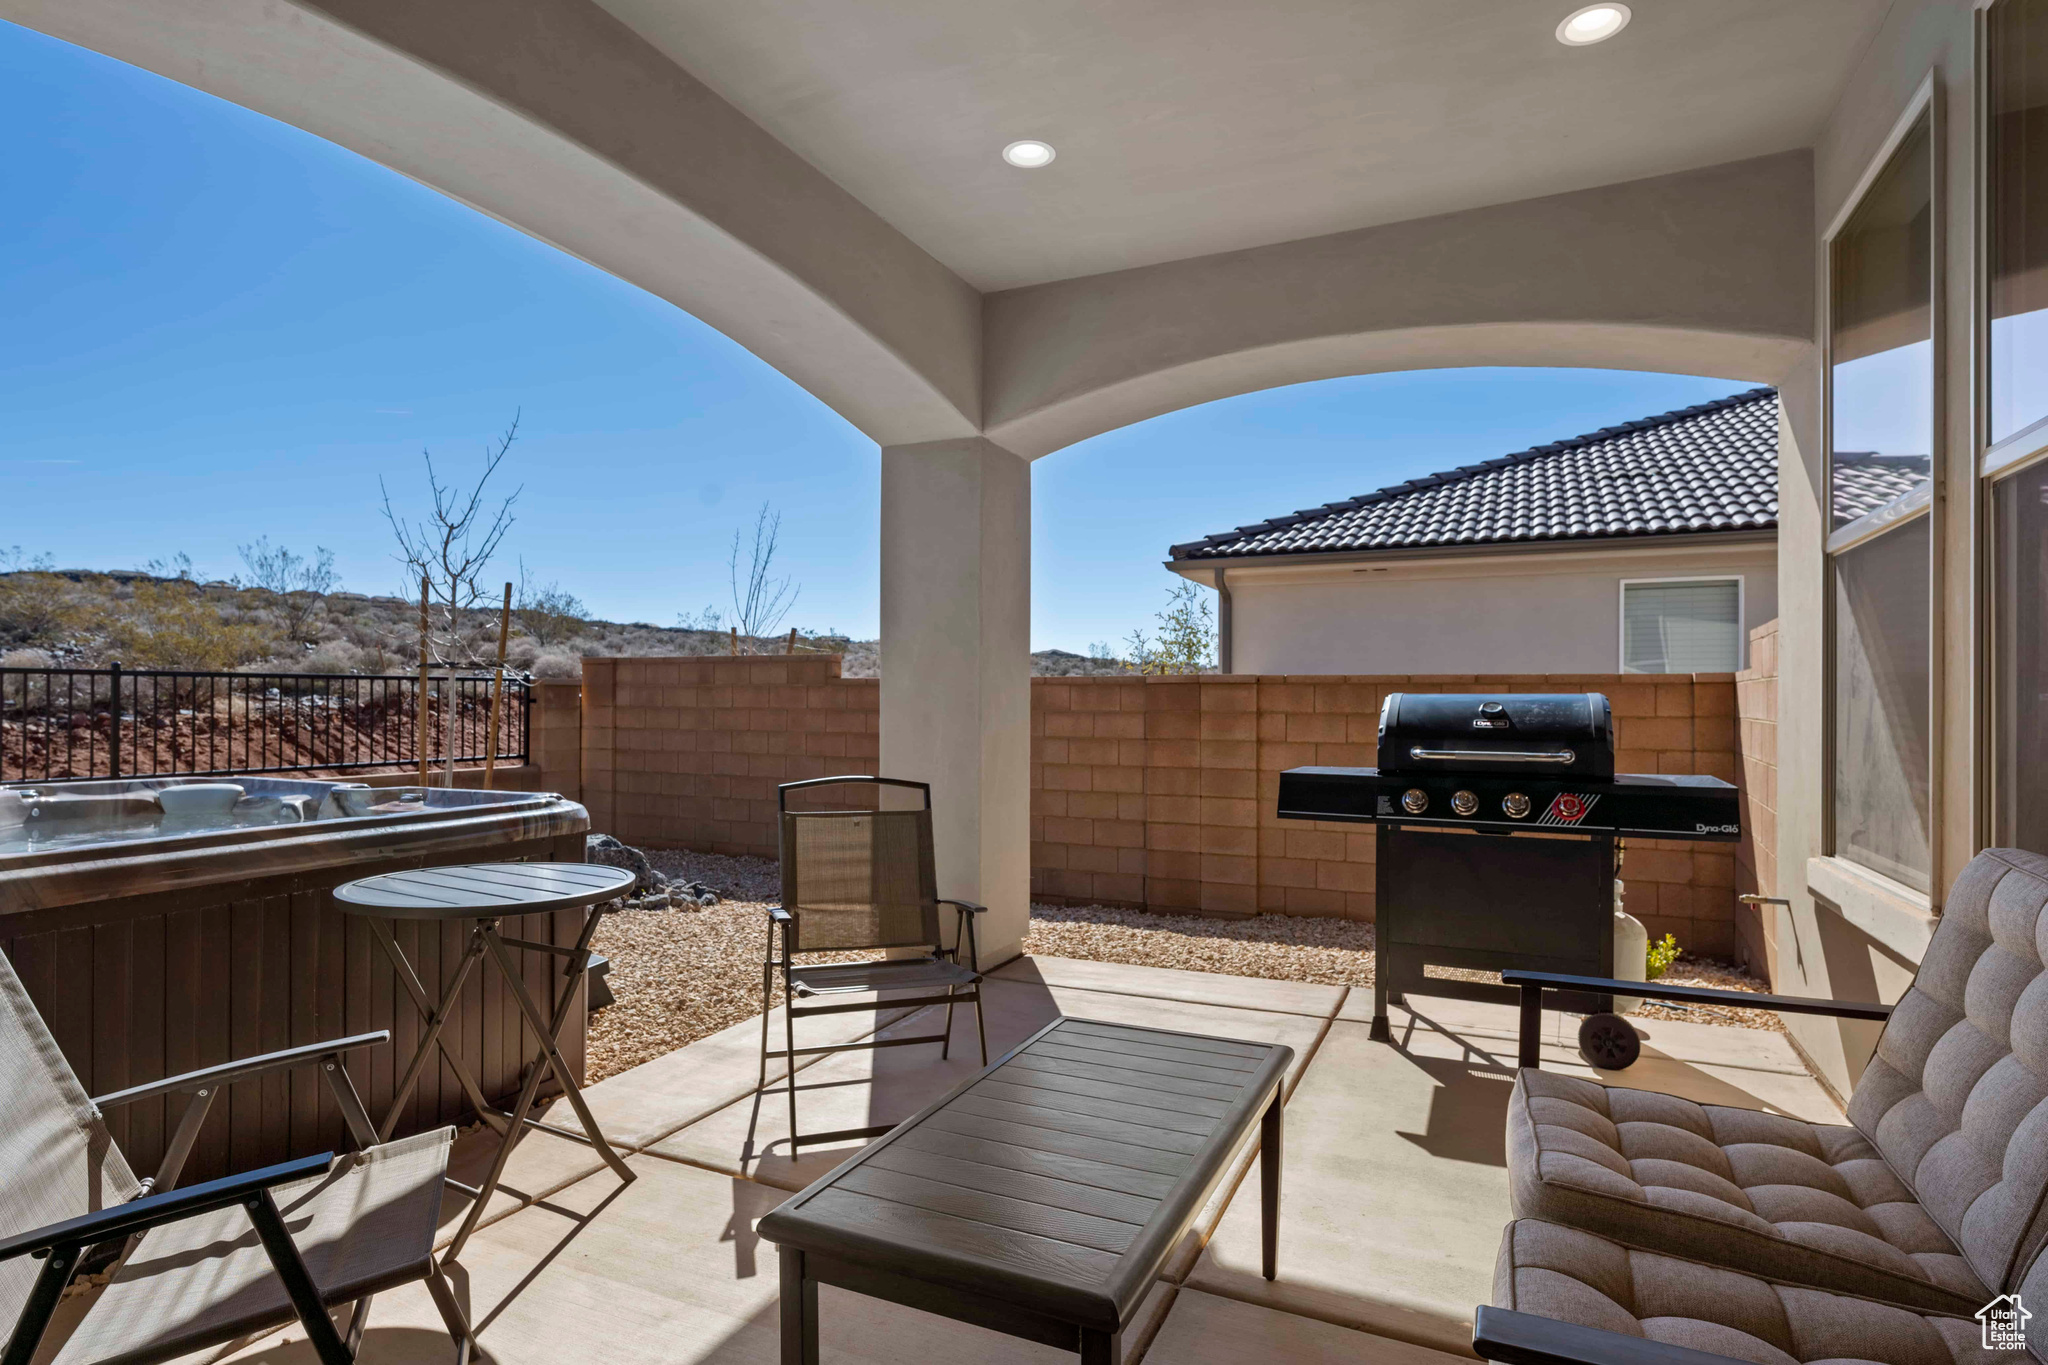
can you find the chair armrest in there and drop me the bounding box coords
[91,1031,391,1109]
[768,905,793,923]
[938,900,984,972]
[1500,970,1891,1070]
[1475,1307,1751,1365]
[0,1152,334,1264]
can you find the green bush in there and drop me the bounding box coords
[99,581,279,669]
[1646,932,1681,980]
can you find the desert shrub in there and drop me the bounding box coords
[101,581,279,669]
[0,648,54,669]
[515,567,588,646]
[0,572,83,648]
[529,648,582,681]
[301,639,370,674]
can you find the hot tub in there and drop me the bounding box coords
[0,775,591,1181]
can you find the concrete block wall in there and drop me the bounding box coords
[568,656,1753,959]
[1734,619,1780,976]
[578,655,877,857]
[530,680,585,801]
[1034,671,1744,958]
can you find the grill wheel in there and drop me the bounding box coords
[1577,1012,1641,1070]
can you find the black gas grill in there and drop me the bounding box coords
[1276,692,1738,1041]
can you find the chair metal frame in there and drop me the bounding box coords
[759,775,988,1152]
[0,1031,479,1365]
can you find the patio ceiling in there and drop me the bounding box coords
[595,0,1890,290]
[6,0,1848,455]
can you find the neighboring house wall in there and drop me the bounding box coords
[1214,539,1778,676]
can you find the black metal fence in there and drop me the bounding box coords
[1,664,530,783]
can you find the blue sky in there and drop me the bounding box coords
[0,20,1752,653]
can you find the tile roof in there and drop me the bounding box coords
[1170,386,1780,561]
[1830,454,1929,527]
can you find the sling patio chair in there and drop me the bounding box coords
[0,945,478,1365]
[759,775,988,1152]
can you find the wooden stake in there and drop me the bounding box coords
[786,627,797,655]
[483,581,511,790]
[730,626,739,656]
[416,576,431,784]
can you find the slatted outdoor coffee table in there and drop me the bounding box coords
[757,1016,1291,1365]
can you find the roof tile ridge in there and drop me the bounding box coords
[1168,385,1777,559]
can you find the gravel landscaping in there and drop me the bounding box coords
[584,850,1781,1082]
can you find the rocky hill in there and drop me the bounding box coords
[0,569,1130,680]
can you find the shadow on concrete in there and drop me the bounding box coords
[1391,1051,1514,1167]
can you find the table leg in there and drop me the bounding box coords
[479,923,634,1182]
[779,1247,819,1365]
[1080,1327,1121,1365]
[1261,1090,1283,1282]
[368,920,504,1139]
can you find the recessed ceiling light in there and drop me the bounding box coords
[1002,140,1056,169]
[1556,3,1630,45]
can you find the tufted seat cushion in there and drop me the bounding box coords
[1507,846,2048,1317]
[1494,1219,2027,1365]
[1846,849,2048,1299]
[1508,1068,1986,1313]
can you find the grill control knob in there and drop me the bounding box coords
[1401,788,1429,815]
[1502,792,1532,819]
[1451,790,1479,817]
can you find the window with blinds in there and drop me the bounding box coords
[1621,579,1742,674]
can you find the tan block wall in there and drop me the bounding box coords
[1033,671,1743,958]
[1734,619,1780,976]
[570,657,1752,958]
[530,680,585,801]
[579,655,878,857]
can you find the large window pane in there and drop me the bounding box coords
[1830,116,1933,530]
[1833,515,1933,891]
[1622,580,1741,673]
[1995,465,2048,853]
[1992,0,2048,445]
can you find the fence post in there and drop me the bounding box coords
[107,661,122,781]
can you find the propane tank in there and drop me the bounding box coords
[1612,878,1648,1014]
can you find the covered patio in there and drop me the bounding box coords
[184,957,1837,1364]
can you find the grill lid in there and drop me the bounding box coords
[1377,693,1613,779]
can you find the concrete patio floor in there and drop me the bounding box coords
[186,957,1842,1365]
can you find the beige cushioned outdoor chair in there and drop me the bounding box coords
[1475,847,2048,1365]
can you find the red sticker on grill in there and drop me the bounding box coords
[1538,792,1599,826]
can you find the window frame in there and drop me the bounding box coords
[1981,0,2048,856]
[1615,575,1746,674]
[1820,72,1945,899]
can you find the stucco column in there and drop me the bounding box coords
[880,437,1032,965]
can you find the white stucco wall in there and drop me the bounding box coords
[1201,538,1777,676]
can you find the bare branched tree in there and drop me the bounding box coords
[380,414,523,665]
[235,537,339,645]
[727,502,799,650]
[515,559,589,647]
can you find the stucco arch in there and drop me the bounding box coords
[981,152,1817,458]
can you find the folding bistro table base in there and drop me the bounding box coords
[334,862,641,1262]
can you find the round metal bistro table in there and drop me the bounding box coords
[334,861,637,1260]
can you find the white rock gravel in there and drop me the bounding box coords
[584,852,1781,1081]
